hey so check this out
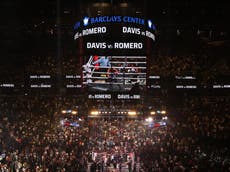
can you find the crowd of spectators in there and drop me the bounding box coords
[24,55,81,76]
[150,53,229,84]
[0,95,229,171]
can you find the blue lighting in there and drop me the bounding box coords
[83,17,90,26]
[147,19,156,30]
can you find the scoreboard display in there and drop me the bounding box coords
[73,15,156,94]
[74,15,155,55]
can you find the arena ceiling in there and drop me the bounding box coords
[0,0,229,60]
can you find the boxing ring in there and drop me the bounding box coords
[82,56,147,92]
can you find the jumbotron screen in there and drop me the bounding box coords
[82,55,146,92]
[74,15,156,93]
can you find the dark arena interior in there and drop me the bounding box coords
[0,0,230,171]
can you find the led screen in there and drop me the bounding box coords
[82,55,146,92]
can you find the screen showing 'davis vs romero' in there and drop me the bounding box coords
[74,15,156,92]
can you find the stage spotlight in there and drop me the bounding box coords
[71,110,77,115]
[161,110,166,114]
[61,110,67,114]
[145,117,153,122]
[162,116,168,120]
[128,111,137,116]
[150,111,156,115]
[90,110,99,115]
